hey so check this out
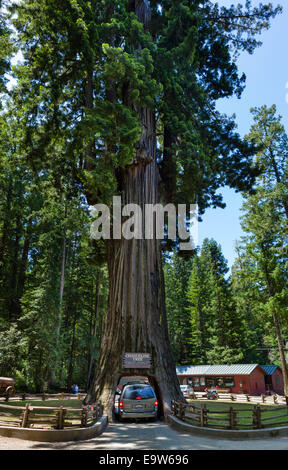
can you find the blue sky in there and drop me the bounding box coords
[198,0,288,271]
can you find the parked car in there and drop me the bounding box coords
[0,377,16,397]
[180,384,194,398]
[118,383,158,421]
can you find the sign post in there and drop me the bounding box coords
[123,353,152,369]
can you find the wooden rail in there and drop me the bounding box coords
[171,400,288,430]
[0,393,86,403]
[187,391,287,405]
[0,402,103,429]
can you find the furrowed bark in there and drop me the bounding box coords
[87,159,183,417]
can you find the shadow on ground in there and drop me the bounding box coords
[1,420,288,450]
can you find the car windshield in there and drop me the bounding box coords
[180,386,187,390]
[118,376,148,386]
[122,384,155,400]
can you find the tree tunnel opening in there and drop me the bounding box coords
[114,373,164,420]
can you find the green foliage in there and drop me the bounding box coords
[231,105,288,376]
[0,1,13,96]
[8,0,281,212]
[0,114,109,391]
[166,239,246,365]
[164,253,193,364]
[0,324,26,376]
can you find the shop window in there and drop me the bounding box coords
[223,377,234,387]
[200,377,205,386]
[193,377,200,387]
[206,378,216,388]
[216,377,224,387]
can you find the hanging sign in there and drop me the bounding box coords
[123,353,151,368]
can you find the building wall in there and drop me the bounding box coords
[178,370,267,395]
[271,369,284,394]
[231,375,250,394]
[248,368,266,395]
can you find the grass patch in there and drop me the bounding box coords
[1,399,83,409]
[185,400,288,429]
[0,399,84,427]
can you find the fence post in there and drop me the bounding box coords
[229,406,237,429]
[179,402,185,420]
[173,401,179,417]
[171,400,175,415]
[261,394,266,403]
[253,404,261,429]
[200,405,204,426]
[56,405,66,429]
[204,404,208,426]
[21,403,31,428]
[273,394,278,404]
[246,394,250,402]
[81,406,88,427]
[42,393,46,401]
[94,404,98,420]
[200,404,208,427]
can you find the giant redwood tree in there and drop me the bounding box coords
[10,0,281,415]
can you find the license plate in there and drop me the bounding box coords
[135,404,143,409]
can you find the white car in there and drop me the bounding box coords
[180,384,194,398]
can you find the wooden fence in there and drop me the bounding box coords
[189,391,287,405]
[0,402,103,429]
[0,392,86,403]
[171,400,288,430]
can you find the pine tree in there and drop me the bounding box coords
[186,258,203,363]
[238,105,288,394]
[231,247,269,364]
[0,1,12,95]
[165,253,193,364]
[198,239,244,363]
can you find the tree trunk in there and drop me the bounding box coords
[56,203,68,342]
[9,216,21,322]
[268,148,288,219]
[0,175,12,270]
[273,312,288,396]
[67,314,77,391]
[12,218,32,321]
[86,0,182,418]
[87,270,101,388]
[50,203,67,387]
[87,162,183,417]
[261,244,288,396]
